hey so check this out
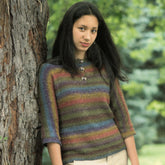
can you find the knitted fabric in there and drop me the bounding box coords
[38,60,135,164]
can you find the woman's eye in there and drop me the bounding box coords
[78,27,85,31]
[92,29,97,33]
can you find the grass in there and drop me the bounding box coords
[129,144,165,165]
[43,143,165,165]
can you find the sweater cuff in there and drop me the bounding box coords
[121,130,136,139]
[42,137,62,146]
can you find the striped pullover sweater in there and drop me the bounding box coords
[38,59,135,164]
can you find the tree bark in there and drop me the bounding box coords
[0,0,48,164]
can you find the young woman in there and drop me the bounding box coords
[39,2,139,165]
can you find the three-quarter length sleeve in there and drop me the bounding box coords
[38,64,61,145]
[110,79,136,139]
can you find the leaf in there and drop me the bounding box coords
[147,100,165,117]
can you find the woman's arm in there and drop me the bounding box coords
[124,136,139,165]
[47,143,63,165]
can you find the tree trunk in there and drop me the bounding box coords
[0,0,48,164]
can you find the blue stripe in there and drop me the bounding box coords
[60,119,115,135]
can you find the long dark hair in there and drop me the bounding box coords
[49,1,127,88]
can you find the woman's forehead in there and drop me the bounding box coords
[74,15,99,28]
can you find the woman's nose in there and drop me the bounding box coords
[84,31,91,41]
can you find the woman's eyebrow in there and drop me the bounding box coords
[80,24,98,29]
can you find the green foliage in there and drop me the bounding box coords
[122,69,159,149]
[42,148,51,165]
[147,100,165,117]
[122,81,144,97]
[128,144,165,165]
[159,67,165,84]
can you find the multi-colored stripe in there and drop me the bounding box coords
[38,60,135,164]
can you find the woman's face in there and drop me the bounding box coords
[72,15,98,59]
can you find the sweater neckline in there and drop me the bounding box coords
[75,58,88,63]
[75,58,92,67]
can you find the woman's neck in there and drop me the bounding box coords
[75,51,86,60]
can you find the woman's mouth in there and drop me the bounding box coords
[81,42,90,47]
